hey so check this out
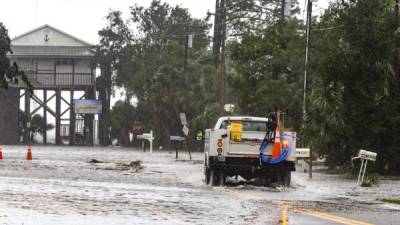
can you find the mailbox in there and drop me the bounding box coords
[170,136,185,141]
[142,133,154,140]
[352,149,378,185]
[136,130,154,153]
[295,148,310,158]
[358,149,377,161]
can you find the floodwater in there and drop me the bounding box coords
[0,146,399,225]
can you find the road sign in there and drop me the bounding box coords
[74,99,102,114]
[132,121,143,135]
[182,125,189,136]
[180,113,187,125]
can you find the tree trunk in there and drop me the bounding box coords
[99,63,112,146]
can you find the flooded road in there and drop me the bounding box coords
[0,146,398,224]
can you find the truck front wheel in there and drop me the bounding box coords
[281,171,291,186]
[204,168,210,184]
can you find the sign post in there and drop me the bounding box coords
[170,135,185,159]
[180,113,187,125]
[295,148,312,179]
[182,125,189,137]
[179,113,191,160]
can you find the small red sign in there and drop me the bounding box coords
[132,121,143,135]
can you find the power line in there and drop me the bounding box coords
[313,25,344,31]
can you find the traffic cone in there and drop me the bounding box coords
[272,126,281,158]
[0,145,3,160]
[272,113,282,158]
[26,145,32,160]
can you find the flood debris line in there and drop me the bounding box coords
[88,159,144,172]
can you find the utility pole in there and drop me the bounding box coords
[211,0,227,115]
[219,0,226,115]
[183,25,189,74]
[212,0,222,65]
[303,0,313,129]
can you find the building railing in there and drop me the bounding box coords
[25,71,95,88]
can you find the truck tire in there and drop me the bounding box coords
[219,170,226,186]
[204,155,211,185]
[258,176,271,187]
[209,169,217,186]
[204,168,211,185]
[281,171,291,186]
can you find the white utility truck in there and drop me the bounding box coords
[204,114,297,186]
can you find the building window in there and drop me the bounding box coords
[56,59,74,66]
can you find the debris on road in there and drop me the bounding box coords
[129,160,143,172]
[88,159,104,164]
[88,159,144,172]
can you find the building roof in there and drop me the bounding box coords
[11,24,93,47]
[9,24,94,57]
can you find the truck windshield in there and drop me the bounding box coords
[220,120,267,132]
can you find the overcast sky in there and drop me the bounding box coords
[0,0,331,45]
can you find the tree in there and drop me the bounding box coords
[0,22,32,91]
[109,100,136,146]
[94,10,132,146]
[29,114,54,142]
[229,19,304,130]
[96,1,219,147]
[306,0,400,172]
[0,22,12,88]
[219,0,300,36]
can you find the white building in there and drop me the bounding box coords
[7,24,96,145]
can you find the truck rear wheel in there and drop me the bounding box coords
[219,170,226,186]
[209,169,217,186]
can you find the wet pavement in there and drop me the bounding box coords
[0,145,399,225]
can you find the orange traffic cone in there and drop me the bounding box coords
[272,127,281,158]
[27,145,32,160]
[272,113,282,158]
[0,145,3,160]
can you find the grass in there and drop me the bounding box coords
[380,198,400,205]
[361,173,379,187]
